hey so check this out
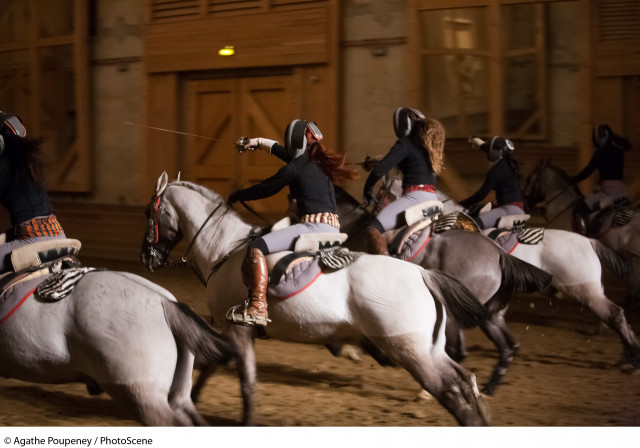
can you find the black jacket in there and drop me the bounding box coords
[0,156,54,226]
[363,137,436,197]
[460,158,524,208]
[230,144,337,215]
[572,146,624,183]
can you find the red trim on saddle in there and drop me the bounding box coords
[273,271,323,300]
[407,232,431,262]
[0,286,36,324]
[501,201,525,210]
[403,184,436,194]
[508,241,519,254]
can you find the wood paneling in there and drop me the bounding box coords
[145,6,331,73]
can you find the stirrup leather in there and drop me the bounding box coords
[226,301,271,327]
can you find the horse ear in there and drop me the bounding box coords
[156,171,169,196]
[176,171,181,182]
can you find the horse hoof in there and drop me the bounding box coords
[414,389,433,401]
[481,385,496,396]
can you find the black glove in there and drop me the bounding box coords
[363,189,375,204]
[228,191,240,205]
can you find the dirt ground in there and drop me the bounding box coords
[1,258,639,428]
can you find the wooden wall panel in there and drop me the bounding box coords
[145,6,331,73]
[146,73,180,190]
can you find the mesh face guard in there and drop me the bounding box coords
[0,112,27,156]
[284,119,323,160]
[393,107,425,138]
[486,136,515,162]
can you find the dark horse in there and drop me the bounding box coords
[333,185,552,394]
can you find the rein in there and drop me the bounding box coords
[529,174,576,225]
[238,199,273,226]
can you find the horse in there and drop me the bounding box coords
[334,185,552,394]
[0,269,235,425]
[523,158,640,306]
[436,189,640,372]
[140,172,491,426]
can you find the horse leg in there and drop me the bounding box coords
[568,284,640,368]
[227,325,258,426]
[169,347,208,426]
[478,312,519,395]
[191,363,219,403]
[372,334,490,426]
[444,321,467,362]
[102,383,191,426]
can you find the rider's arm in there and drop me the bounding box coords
[230,164,295,202]
[571,149,600,183]
[269,143,289,163]
[363,141,406,199]
[459,167,499,208]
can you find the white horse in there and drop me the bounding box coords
[0,270,235,425]
[140,172,491,426]
[438,191,640,370]
[523,158,640,305]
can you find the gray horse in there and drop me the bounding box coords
[0,270,235,425]
[141,172,491,426]
[333,185,552,394]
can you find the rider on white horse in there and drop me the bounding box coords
[459,136,525,229]
[362,107,445,255]
[570,124,632,235]
[226,119,358,327]
[0,112,66,273]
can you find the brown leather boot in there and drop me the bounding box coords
[365,226,389,256]
[226,248,271,327]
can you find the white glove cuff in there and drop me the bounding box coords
[469,137,485,149]
[257,138,278,152]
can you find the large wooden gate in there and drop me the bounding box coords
[184,74,298,215]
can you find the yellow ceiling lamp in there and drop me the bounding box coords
[218,46,235,56]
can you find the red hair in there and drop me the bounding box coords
[306,129,359,184]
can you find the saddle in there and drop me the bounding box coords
[0,238,84,323]
[580,201,635,238]
[263,218,355,299]
[482,215,544,253]
[0,238,82,295]
[382,200,444,258]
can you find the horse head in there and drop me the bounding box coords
[141,171,185,271]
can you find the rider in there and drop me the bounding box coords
[570,124,631,235]
[0,111,66,273]
[226,119,358,327]
[459,136,525,229]
[362,107,445,255]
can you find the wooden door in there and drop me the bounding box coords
[185,74,298,215]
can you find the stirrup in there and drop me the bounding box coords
[226,303,271,327]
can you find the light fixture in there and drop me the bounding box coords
[218,45,235,56]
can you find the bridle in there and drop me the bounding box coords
[526,167,576,225]
[146,187,261,285]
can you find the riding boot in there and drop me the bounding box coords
[571,200,589,236]
[226,248,271,327]
[571,211,587,236]
[365,226,389,256]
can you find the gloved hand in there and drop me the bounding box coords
[242,137,278,152]
[363,189,376,205]
[228,191,240,206]
[468,137,486,150]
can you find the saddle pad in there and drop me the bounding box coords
[267,258,322,300]
[614,208,634,227]
[395,227,432,262]
[517,227,544,245]
[0,275,50,324]
[36,267,99,302]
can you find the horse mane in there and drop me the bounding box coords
[543,160,573,184]
[169,180,225,204]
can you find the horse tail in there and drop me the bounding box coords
[420,269,488,329]
[162,300,237,365]
[589,239,632,279]
[497,251,552,295]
